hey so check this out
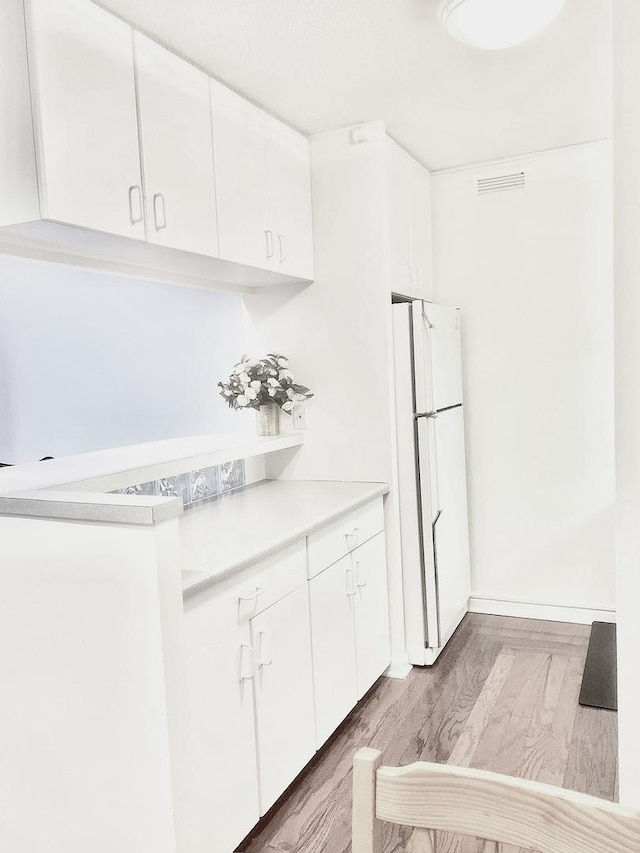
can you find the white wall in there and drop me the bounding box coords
[242,126,393,485]
[613,0,640,809]
[0,256,245,463]
[431,141,615,619]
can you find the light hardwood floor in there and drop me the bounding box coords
[236,613,618,853]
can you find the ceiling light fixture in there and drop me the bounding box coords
[438,0,566,50]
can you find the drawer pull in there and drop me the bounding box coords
[239,643,254,681]
[355,561,367,588]
[346,568,357,597]
[238,586,265,603]
[258,631,273,667]
[345,527,361,549]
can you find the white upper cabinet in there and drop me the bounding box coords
[133,34,218,257]
[210,79,272,269]
[25,0,144,238]
[211,81,314,279]
[266,116,315,280]
[387,139,432,299]
[2,0,314,288]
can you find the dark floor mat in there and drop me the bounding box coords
[578,621,617,711]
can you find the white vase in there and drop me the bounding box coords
[255,403,279,436]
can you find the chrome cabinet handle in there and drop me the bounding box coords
[265,229,274,259]
[239,644,254,681]
[258,631,272,667]
[355,561,367,588]
[128,185,143,225]
[345,527,360,549]
[238,586,264,603]
[278,234,287,263]
[346,568,357,596]
[153,193,167,230]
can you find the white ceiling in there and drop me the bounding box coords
[96,0,612,170]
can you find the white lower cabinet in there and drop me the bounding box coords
[183,541,313,853]
[353,532,392,699]
[182,501,389,852]
[183,590,259,853]
[308,527,391,748]
[251,584,315,814]
[308,554,358,748]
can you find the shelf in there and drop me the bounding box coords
[0,431,304,497]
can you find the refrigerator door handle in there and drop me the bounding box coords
[414,411,438,420]
[432,509,443,649]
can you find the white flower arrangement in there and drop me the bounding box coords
[218,353,313,414]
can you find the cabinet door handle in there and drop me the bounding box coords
[238,586,264,603]
[153,193,167,231]
[346,568,357,596]
[345,527,360,549]
[265,229,274,260]
[239,643,254,681]
[128,185,143,225]
[278,234,287,263]
[355,560,367,588]
[258,631,272,667]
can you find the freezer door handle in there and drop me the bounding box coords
[414,411,438,420]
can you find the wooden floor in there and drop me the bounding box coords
[236,613,618,853]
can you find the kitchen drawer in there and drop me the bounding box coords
[183,540,306,656]
[306,497,384,580]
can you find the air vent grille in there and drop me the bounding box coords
[477,172,525,195]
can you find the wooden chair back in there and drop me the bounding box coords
[352,747,640,853]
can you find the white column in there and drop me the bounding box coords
[614,0,640,809]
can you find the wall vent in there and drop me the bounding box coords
[477,172,525,195]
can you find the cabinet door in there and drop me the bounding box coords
[25,0,143,238]
[388,140,413,296]
[410,157,433,300]
[250,584,316,815]
[267,117,314,280]
[210,79,271,269]
[308,555,358,748]
[183,595,259,853]
[353,532,391,699]
[134,34,218,256]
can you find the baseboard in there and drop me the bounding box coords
[469,595,616,625]
[385,656,412,680]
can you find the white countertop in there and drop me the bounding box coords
[180,479,388,598]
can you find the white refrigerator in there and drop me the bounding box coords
[392,300,471,665]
